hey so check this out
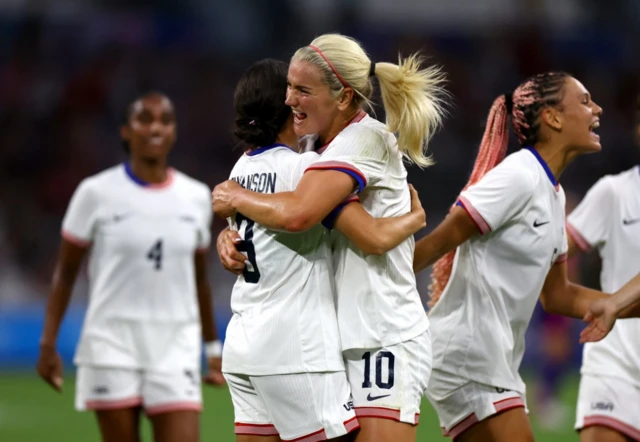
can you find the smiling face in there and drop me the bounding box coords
[121,94,177,162]
[284,59,344,142]
[553,77,603,153]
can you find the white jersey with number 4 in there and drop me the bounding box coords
[429,147,569,394]
[222,144,344,376]
[567,166,640,388]
[305,112,429,351]
[62,164,212,368]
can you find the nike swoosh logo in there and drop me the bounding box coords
[366,393,391,401]
[623,218,640,225]
[112,213,132,223]
[533,220,550,228]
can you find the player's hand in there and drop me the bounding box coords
[580,298,617,343]
[37,343,64,392]
[217,228,246,275]
[409,184,427,229]
[212,180,242,219]
[203,356,225,386]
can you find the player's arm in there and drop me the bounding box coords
[195,251,225,386]
[37,238,88,392]
[609,273,640,316]
[334,184,426,256]
[216,227,245,275]
[566,228,581,259]
[577,273,640,343]
[415,162,536,274]
[539,259,609,319]
[413,206,479,273]
[212,170,356,232]
[565,177,612,260]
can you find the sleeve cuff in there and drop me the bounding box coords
[555,253,568,264]
[61,230,92,248]
[305,161,367,193]
[322,195,360,230]
[565,222,592,252]
[457,196,492,235]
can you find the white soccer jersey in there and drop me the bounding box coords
[62,164,212,367]
[305,112,429,351]
[222,144,344,375]
[429,147,568,394]
[567,166,640,388]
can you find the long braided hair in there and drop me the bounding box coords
[428,72,570,308]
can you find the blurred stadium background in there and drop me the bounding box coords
[1,0,639,440]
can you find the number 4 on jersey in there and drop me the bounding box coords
[147,239,163,270]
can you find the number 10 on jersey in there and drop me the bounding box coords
[362,351,395,389]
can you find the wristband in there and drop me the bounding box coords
[204,340,222,358]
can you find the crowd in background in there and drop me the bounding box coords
[1,4,639,406]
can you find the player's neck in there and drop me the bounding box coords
[128,158,169,184]
[317,108,362,147]
[275,126,298,151]
[531,142,572,181]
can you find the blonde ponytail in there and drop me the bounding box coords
[376,55,447,168]
[293,34,447,167]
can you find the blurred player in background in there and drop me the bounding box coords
[213,33,447,442]
[566,95,640,442]
[411,72,639,441]
[37,92,222,442]
[220,58,426,442]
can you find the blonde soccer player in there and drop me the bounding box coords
[213,34,447,442]
[37,92,222,442]
[219,57,427,442]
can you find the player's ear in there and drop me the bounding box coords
[337,88,355,112]
[541,107,562,131]
[120,125,131,143]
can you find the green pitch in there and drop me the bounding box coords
[0,373,580,441]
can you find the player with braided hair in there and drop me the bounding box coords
[411,72,640,441]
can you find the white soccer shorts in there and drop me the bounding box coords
[225,371,359,441]
[343,329,432,426]
[75,365,202,415]
[426,369,528,440]
[575,374,640,440]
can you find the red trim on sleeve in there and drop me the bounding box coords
[61,230,92,248]
[305,161,367,189]
[554,253,568,264]
[566,222,592,252]
[458,196,492,235]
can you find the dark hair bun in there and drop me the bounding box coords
[233,59,291,147]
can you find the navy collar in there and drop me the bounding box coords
[247,143,289,157]
[124,162,173,188]
[524,146,559,189]
[124,162,149,186]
